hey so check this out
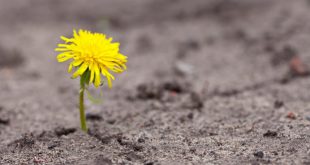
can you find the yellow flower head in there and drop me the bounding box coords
[55,29,127,88]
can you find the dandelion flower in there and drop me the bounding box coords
[54,29,127,132]
[55,29,127,88]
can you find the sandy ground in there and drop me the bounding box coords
[0,0,310,164]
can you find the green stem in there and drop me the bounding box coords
[79,77,88,132]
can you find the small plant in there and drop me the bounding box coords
[55,29,127,132]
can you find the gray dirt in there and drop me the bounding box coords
[0,0,310,164]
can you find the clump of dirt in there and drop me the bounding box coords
[86,113,103,121]
[88,128,122,144]
[135,79,191,100]
[8,134,36,149]
[263,130,278,137]
[0,46,24,68]
[54,127,76,137]
[279,52,310,84]
[0,106,12,126]
[0,118,9,125]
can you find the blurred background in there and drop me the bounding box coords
[1,0,310,164]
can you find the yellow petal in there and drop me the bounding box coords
[55,48,68,52]
[57,53,73,62]
[72,62,88,78]
[107,76,112,88]
[72,59,83,66]
[101,68,114,88]
[57,44,69,48]
[73,29,78,38]
[60,36,73,43]
[68,63,73,73]
[94,68,101,87]
[89,69,95,83]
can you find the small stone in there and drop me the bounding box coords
[86,113,103,121]
[253,151,264,158]
[0,118,9,125]
[54,127,76,137]
[107,119,116,125]
[9,134,35,149]
[0,47,24,68]
[47,141,60,150]
[133,144,143,152]
[263,130,277,137]
[274,100,284,109]
[187,112,194,120]
[137,138,145,143]
[136,83,162,100]
[144,162,154,165]
[286,112,296,119]
[173,61,194,76]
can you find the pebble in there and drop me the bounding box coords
[286,112,296,119]
[86,113,103,121]
[174,61,194,76]
[274,100,284,109]
[253,151,264,158]
[263,130,277,137]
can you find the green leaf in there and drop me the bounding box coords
[84,70,91,85]
[80,69,91,87]
[86,89,103,104]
